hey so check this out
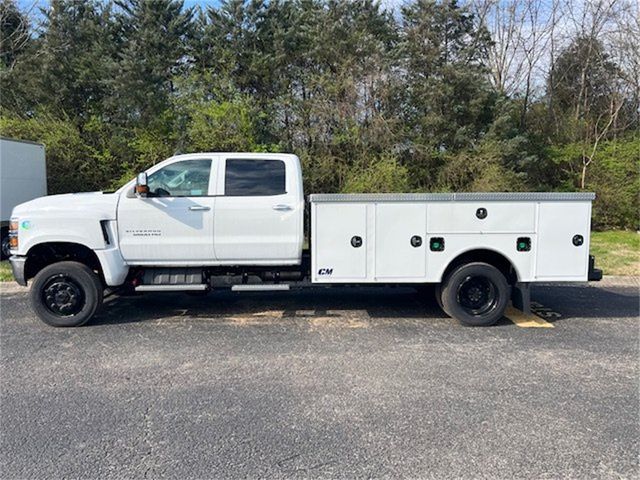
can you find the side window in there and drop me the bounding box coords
[225,159,286,196]
[147,159,212,197]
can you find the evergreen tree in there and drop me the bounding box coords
[112,0,194,124]
[399,0,494,152]
[36,0,116,124]
[0,0,35,113]
[548,36,625,143]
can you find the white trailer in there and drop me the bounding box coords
[7,152,601,328]
[0,137,47,258]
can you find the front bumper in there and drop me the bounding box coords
[9,255,27,286]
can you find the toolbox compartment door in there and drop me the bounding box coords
[312,203,367,282]
[427,202,535,233]
[374,203,427,280]
[536,202,591,279]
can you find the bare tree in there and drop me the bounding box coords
[579,93,626,188]
[473,0,527,95]
[0,0,31,71]
[561,0,632,189]
[518,0,558,127]
[607,0,640,130]
[472,0,558,125]
[475,0,635,189]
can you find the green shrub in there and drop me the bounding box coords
[341,156,412,193]
[0,115,104,194]
[185,97,270,153]
[437,141,525,192]
[588,138,640,230]
[550,136,640,230]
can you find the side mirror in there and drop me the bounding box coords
[135,172,149,197]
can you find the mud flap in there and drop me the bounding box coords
[588,255,603,281]
[511,282,531,315]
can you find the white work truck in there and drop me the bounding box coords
[9,152,601,327]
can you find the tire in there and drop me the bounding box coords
[434,283,444,311]
[30,261,103,327]
[1,231,10,260]
[440,262,509,327]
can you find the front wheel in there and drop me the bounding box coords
[440,262,510,326]
[1,231,10,260]
[30,261,103,327]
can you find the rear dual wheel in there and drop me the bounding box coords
[30,261,103,327]
[438,262,510,327]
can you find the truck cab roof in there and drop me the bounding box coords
[168,152,299,161]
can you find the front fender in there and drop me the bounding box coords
[95,247,129,286]
[22,240,129,288]
[16,217,108,255]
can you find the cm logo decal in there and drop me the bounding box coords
[318,268,333,276]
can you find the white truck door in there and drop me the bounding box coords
[213,157,301,264]
[117,158,216,264]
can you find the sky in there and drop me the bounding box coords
[16,0,229,18]
[17,0,407,17]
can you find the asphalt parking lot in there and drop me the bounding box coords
[1,281,638,479]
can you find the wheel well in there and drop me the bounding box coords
[442,249,518,285]
[25,243,103,283]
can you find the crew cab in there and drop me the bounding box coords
[9,152,602,327]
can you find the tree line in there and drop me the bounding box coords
[1,0,638,229]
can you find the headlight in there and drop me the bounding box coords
[9,217,18,250]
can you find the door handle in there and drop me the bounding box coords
[189,205,211,211]
[272,204,293,211]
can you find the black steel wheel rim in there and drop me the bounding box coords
[42,275,86,317]
[456,275,499,316]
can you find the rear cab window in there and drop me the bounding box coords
[224,159,286,196]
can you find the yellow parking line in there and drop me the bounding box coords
[505,306,555,328]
